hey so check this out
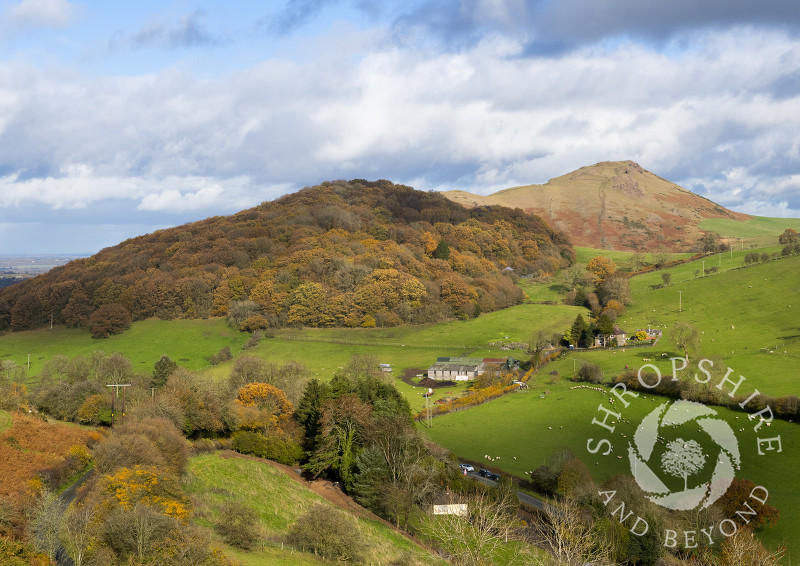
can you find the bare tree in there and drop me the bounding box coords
[528,495,614,566]
[60,504,94,566]
[720,528,785,566]
[422,488,529,566]
[28,489,66,562]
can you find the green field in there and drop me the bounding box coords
[422,380,797,555]
[699,216,800,247]
[0,302,583,413]
[185,452,444,565]
[573,246,693,265]
[0,318,249,378]
[547,251,800,396]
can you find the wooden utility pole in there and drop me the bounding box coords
[106,384,132,428]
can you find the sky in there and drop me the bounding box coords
[1,0,799,254]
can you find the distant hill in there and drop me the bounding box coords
[0,180,573,333]
[444,160,750,252]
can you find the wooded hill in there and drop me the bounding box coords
[0,180,573,333]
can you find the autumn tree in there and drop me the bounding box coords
[88,303,131,338]
[287,282,332,326]
[779,228,799,245]
[236,382,294,435]
[586,256,617,282]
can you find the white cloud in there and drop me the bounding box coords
[1,25,799,235]
[5,0,77,30]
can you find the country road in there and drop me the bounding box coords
[465,471,555,514]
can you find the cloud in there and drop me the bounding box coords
[4,0,77,30]
[1,23,799,254]
[269,0,337,34]
[118,11,218,50]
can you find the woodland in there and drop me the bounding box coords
[0,180,573,336]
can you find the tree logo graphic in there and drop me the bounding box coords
[628,399,740,510]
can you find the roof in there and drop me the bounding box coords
[428,362,480,372]
[482,358,507,363]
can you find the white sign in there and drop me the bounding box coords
[433,504,468,517]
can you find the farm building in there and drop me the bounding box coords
[427,357,509,381]
[594,329,627,348]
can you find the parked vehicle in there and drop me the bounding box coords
[478,469,491,477]
[459,464,474,473]
[488,472,500,481]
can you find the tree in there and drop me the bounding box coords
[305,394,371,490]
[661,272,672,287]
[661,439,706,491]
[88,303,131,338]
[28,489,66,562]
[98,352,132,386]
[422,489,528,566]
[699,232,722,253]
[235,382,294,435]
[215,502,260,550]
[672,321,700,359]
[62,289,92,327]
[586,256,617,282]
[570,314,589,347]
[597,273,631,305]
[720,528,785,566]
[295,378,330,451]
[778,228,798,245]
[433,238,451,260]
[287,282,332,327]
[528,494,614,566]
[151,355,177,389]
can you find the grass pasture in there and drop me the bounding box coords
[422,380,799,556]
[0,318,249,379]
[185,452,444,566]
[558,252,800,396]
[699,216,800,248]
[573,246,693,265]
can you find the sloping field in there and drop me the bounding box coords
[185,452,445,565]
[700,216,800,247]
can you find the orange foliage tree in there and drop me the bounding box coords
[236,382,294,434]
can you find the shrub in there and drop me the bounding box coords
[577,362,603,384]
[231,431,304,465]
[287,503,364,562]
[215,501,260,550]
[209,346,232,365]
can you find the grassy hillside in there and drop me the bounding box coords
[700,216,800,247]
[0,302,582,413]
[422,380,798,556]
[445,160,750,252]
[424,248,800,557]
[552,250,800,395]
[0,318,248,378]
[185,452,444,565]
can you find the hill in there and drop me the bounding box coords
[0,180,573,334]
[444,160,751,252]
[186,451,446,565]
